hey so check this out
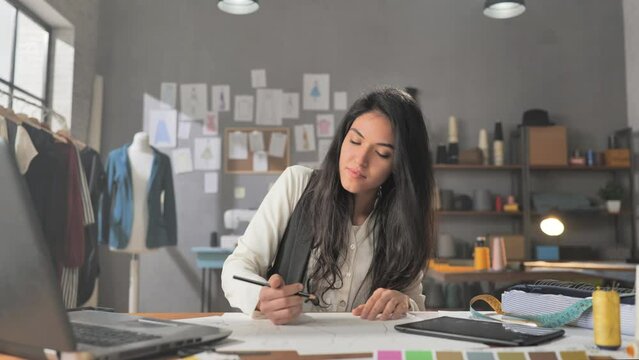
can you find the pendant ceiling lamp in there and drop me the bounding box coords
[483,0,525,19]
[218,0,259,15]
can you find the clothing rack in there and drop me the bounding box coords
[0,88,86,148]
[0,88,68,131]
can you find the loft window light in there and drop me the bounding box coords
[483,0,526,19]
[218,0,259,15]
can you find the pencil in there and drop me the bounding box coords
[232,275,318,304]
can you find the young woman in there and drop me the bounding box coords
[221,87,434,325]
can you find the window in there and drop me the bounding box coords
[0,0,51,120]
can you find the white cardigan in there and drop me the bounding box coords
[221,165,425,316]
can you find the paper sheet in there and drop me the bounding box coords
[303,74,330,110]
[203,112,219,136]
[180,83,207,121]
[194,137,221,170]
[160,82,177,109]
[204,172,219,194]
[268,132,287,158]
[149,109,177,148]
[172,148,193,174]
[212,85,230,112]
[333,91,348,110]
[177,312,488,355]
[178,121,191,140]
[294,124,316,152]
[248,131,264,152]
[281,92,300,119]
[316,114,335,138]
[256,89,283,126]
[234,95,254,122]
[252,151,268,172]
[228,132,249,160]
[251,69,267,88]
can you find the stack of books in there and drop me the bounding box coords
[501,280,635,335]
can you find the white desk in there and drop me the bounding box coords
[177,311,635,359]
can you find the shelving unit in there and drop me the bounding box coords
[434,127,637,262]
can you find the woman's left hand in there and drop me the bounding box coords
[351,288,410,320]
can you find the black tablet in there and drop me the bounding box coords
[395,316,565,346]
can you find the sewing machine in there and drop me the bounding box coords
[220,209,257,249]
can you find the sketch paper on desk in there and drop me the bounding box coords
[177,313,487,355]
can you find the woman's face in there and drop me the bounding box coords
[339,111,395,196]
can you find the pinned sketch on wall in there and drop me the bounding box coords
[212,85,230,112]
[249,130,264,152]
[256,89,283,126]
[180,83,207,121]
[172,148,193,174]
[295,124,316,152]
[318,139,332,163]
[204,172,219,194]
[234,95,254,122]
[203,112,219,136]
[225,128,289,174]
[149,109,177,148]
[268,132,287,158]
[251,69,267,88]
[253,151,268,172]
[178,121,191,140]
[143,93,165,132]
[194,137,221,170]
[160,82,177,109]
[316,114,335,138]
[281,93,300,119]
[333,91,347,111]
[229,131,249,160]
[303,74,330,110]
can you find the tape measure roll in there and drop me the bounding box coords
[469,294,593,328]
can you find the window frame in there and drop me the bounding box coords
[0,0,53,121]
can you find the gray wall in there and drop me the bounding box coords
[96,0,629,312]
[626,0,639,128]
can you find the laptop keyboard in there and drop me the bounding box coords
[72,322,162,347]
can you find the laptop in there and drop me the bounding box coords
[0,138,231,360]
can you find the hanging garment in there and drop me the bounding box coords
[77,147,106,306]
[14,125,38,174]
[0,115,7,143]
[99,144,177,249]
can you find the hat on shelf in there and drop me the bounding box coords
[522,109,554,126]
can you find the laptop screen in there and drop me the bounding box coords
[0,138,76,358]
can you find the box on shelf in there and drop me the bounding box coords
[490,234,525,260]
[604,149,630,167]
[528,126,568,165]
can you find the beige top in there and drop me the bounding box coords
[221,165,425,317]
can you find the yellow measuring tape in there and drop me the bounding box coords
[469,294,594,328]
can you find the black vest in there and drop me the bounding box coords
[266,172,316,285]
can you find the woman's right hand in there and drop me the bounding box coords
[256,274,304,325]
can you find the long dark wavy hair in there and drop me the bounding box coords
[304,87,435,303]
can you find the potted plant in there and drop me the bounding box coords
[598,181,624,214]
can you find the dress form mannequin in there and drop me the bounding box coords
[112,131,155,312]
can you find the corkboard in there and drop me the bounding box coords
[224,127,290,174]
